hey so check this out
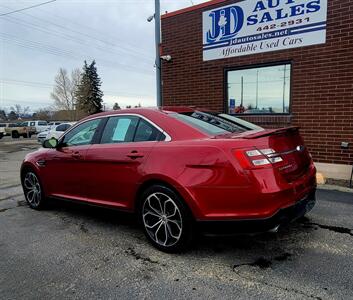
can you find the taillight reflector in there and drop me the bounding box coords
[234,148,283,169]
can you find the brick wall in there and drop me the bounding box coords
[161,0,353,165]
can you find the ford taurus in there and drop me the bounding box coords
[20,107,316,252]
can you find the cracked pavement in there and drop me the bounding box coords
[0,136,352,299]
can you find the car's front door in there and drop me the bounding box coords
[84,115,165,209]
[43,118,102,200]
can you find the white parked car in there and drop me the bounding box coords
[47,121,62,129]
[37,122,75,144]
[21,120,49,133]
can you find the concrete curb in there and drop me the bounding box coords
[317,184,353,194]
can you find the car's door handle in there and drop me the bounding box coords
[127,151,144,159]
[71,152,82,159]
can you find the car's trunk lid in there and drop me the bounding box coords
[218,127,312,182]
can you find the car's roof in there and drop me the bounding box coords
[83,106,218,120]
[82,106,198,118]
[55,122,75,127]
[80,107,210,141]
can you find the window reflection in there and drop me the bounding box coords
[227,64,291,114]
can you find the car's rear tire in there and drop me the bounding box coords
[0,133,3,139]
[23,133,28,138]
[22,170,46,210]
[138,185,194,253]
[12,131,19,139]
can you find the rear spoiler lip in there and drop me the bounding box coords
[241,126,300,139]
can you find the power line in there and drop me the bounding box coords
[34,6,154,60]
[0,78,153,98]
[0,4,154,61]
[0,0,56,17]
[0,32,154,75]
[0,97,52,106]
[0,79,53,89]
[2,16,154,66]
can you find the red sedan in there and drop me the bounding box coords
[21,107,316,252]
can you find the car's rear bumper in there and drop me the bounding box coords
[197,189,316,234]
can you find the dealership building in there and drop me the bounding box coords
[160,0,353,181]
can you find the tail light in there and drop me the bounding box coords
[234,148,283,169]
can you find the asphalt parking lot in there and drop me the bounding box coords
[0,136,352,299]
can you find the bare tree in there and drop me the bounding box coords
[34,107,54,120]
[51,68,81,121]
[10,104,30,118]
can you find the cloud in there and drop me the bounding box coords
[0,0,208,112]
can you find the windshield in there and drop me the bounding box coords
[172,111,262,135]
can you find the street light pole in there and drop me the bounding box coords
[154,0,162,107]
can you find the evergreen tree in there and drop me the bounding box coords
[0,110,6,121]
[113,102,121,110]
[76,60,104,115]
[8,111,18,121]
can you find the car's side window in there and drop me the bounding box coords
[62,119,101,147]
[56,124,67,132]
[134,119,164,142]
[64,124,71,131]
[101,116,138,144]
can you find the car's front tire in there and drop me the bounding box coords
[22,170,46,210]
[139,185,194,252]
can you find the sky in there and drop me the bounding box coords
[0,0,208,113]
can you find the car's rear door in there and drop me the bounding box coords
[84,115,165,209]
[43,118,103,200]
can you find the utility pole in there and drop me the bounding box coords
[154,0,162,107]
[282,65,286,113]
[241,76,244,107]
[256,70,259,109]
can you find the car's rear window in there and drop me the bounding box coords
[172,111,258,135]
[0,124,6,127]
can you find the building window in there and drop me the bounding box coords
[226,63,291,115]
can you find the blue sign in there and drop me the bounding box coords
[203,0,328,61]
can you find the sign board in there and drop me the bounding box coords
[202,0,328,61]
[229,98,236,114]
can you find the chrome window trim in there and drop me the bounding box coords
[60,113,172,144]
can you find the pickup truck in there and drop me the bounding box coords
[21,120,49,133]
[0,123,10,139]
[5,122,36,138]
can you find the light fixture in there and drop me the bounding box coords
[147,14,155,22]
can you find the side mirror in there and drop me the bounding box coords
[43,137,59,149]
